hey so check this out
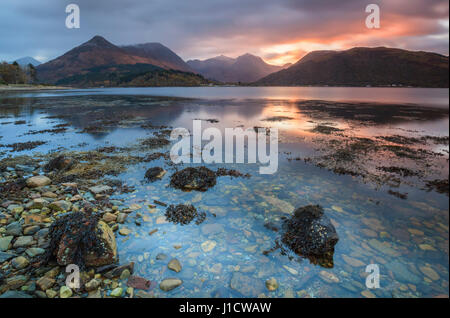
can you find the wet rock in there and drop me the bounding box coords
[6,275,28,289]
[160,278,182,291]
[37,276,55,291]
[104,262,135,279]
[55,218,117,267]
[145,167,166,182]
[12,256,29,269]
[13,236,34,248]
[419,266,439,281]
[127,276,151,290]
[319,270,340,283]
[5,222,22,236]
[265,278,278,291]
[230,273,264,297]
[0,251,16,263]
[103,212,117,223]
[120,269,131,280]
[46,289,57,298]
[201,240,217,252]
[116,213,127,224]
[23,225,41,236]
[156,253,167,261]
[168,259,182,272]
[282,205,338,265]
[0,236,13,251]
[25,247,45,258]
[110,287,123,297]
[60,286,73,298]
[49,200,72,212]
[119,227,131,236]
[88,185,112,195]
[26,176,51,188]
[44,155,75,172]
[40,212,116,269]
[85,279,101,292]
[0,290,32,298]
[170,167,217,191]
[368,239,399,256]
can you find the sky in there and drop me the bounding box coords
[0,0,448,65]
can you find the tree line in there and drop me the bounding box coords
[0,62,37,85]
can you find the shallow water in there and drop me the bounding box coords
[0,87,448,298]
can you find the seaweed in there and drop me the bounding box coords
[2,141,46,152]
[141,136,170,148]
[281,205,338,268]
[311,125,343,135]
[144,167,166,182]
[387,190,408,199]
[165,204,206,225]
[38,210,106,270]
[170,166,217,191]
[377,166,421,177]
[215,168,251,178]
[425,179,449,195]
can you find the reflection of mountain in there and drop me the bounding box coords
[26,95,189,139]
[187,54,289,83]
[255,47,449,88]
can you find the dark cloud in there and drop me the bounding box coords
[0,0,448,64]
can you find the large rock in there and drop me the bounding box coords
[5,222,22,236]
[282,205,338,258]
[26,176,51,188]
[56,220,117,267]
[159,278,182,291]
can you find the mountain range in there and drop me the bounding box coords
[34,35,449,87]
[187,54,290,83]
[9,56,41,67]
[255,47,449,87]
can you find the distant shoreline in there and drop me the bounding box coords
[0,84,72,91]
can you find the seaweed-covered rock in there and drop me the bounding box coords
[41,212,117,269]
[165,204,206,225]
[282,205,338,267]
[44,155,75,172]
[144,167,166,182]
[170,167,216,191]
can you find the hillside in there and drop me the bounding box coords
[54,63,214,87]
[254,47,449,87]
[121,43,192,72]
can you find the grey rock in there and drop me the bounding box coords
[0,251,16,263]
[0,236,14,251]
[13,236,34,248]
[89,185,112,195]
[25,247,45,258]
[5,222,22,236]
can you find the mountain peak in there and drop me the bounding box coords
[82,35,115,48]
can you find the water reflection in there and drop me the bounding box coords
[0,91,448,298]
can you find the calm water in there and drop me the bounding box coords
[0,87,448,298]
